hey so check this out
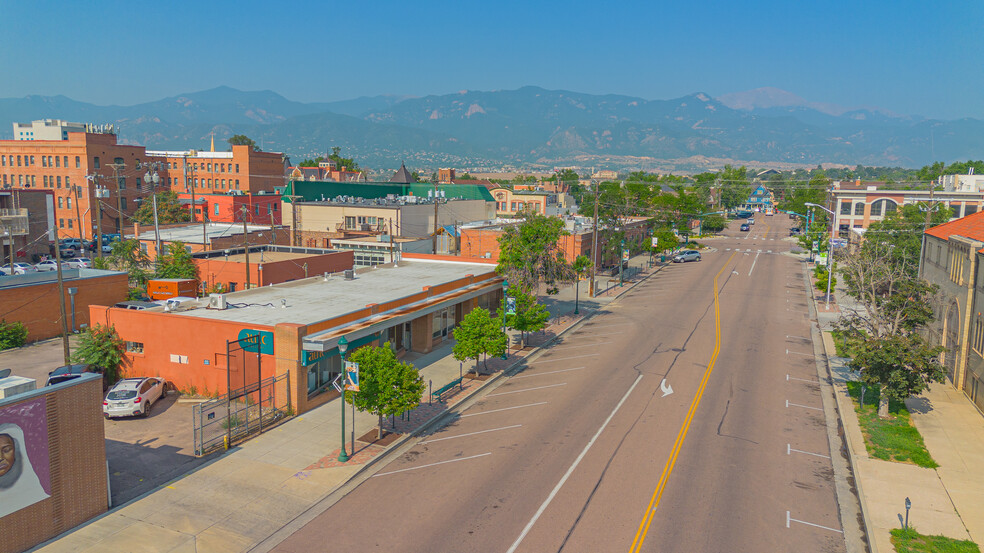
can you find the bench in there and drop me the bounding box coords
[431,377,463,402]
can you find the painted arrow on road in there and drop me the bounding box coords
[660,378,674,397]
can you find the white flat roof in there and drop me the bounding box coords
[169,260,496,327]
[137,223,272,244]
[146,150,234,159]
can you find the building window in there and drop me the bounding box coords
[967,204,979,216]
[42,156,47,168]
[121,198,127,211]
[65,175,70,187]
[118,177,126,190]
[56,176,61,188]
[221,163,225,172]
[840,201,851,215]
[235,164,239,173]
[126,341,145,354]
[54,156,59,168]
[58,197,63,209]
[67,197,72,209]
[885,201,897,215]
[94,157,100,169]
[75,156,80,168]
[67,219,73,229]
[43,176,48,187]
[30,175,35,187]
[235,180,240,189]
[59,218,64,228]
[854,202,864,215]
[16,155,21,166]
[214,204,220,215]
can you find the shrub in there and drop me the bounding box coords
[0,320,28,350]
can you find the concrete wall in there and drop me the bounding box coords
[0,376,108,553]
[0,270,129,341]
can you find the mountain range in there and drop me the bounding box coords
[1,85,980,172]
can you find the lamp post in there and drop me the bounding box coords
[619,239,625,286]
[501,279,510,356]
[574,275,580,315]
[806,202,836,309]
[337,335,349,463]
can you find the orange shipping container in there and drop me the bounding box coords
[146,278,199,300]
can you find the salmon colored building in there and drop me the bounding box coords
[0,131,160,239]
[193,245,354,293]
[89,258,501,414]
[175,192,282,225]
[132,222,289,260]
[147,144,286,195]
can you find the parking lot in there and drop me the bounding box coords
[0,337,215,506]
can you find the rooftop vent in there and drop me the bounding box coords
[344,269,355,280]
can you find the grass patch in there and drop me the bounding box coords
[831,329,855,358]
[891,527,980,552]
[845,381,938,468]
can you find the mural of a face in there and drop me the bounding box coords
[0,434,13,477]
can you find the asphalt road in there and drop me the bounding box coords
[271,214,850,553]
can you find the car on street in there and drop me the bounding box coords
[34,260,62,272]
[11,262,37,275]
[65,257,92,269]
[746,218,755,225]
[789,227,801,236]
[103,377,167,418]
[58,244,77,258]
[740,224,750,231]
[672,250,701,263]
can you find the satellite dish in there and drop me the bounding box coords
[0,368,11,379]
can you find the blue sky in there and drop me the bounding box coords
[1,0,981,119]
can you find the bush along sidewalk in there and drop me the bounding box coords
[845,381,938,468]
[890,527,980,553]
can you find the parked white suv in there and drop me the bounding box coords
[103,377,167,418]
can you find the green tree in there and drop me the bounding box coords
[718,165,751,210]
[848,334,945,409]
[155,241,199,281]
[298,156,324,167]
[133,191,191,225]
[862,203,952,279]
[701,214,727,233]
[497,214,574,294]
[105,239,152,295]
[0,320,28,351]
[228,134,259,151]
[453,307,507,373]
[651,228,679,253]
[502,290,550,348]
[347,343,425,439]
[72,324,126,383]
[327,146,360,172]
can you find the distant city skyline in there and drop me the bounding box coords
[0,0,980,120]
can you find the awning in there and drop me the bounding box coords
[440,225,460,237]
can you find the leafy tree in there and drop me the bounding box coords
[298,157,324,167]
[452,307,506,373]
[651,228,679,253]
[862,203,951,279]
[133,191,191,225]
[718,165,752,210]
[497,214,574,294]
[502,290,550,348]
[155,241,199,281]
[813,263,836,292]
[701,214,727,233]
[228,134,259,151]
[847,334,945,410]
[347,342,425,439]
[72,324,126,383]
[554,169,580,184]
[327,146,360,172]
[105,239,152,294]
[0,320,28,350]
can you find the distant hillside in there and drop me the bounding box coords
[0,86,979,170]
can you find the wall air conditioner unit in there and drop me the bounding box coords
[209,293,227,310]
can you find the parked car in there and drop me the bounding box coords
[34,260,62,272]
[65,257,92,269]
[11,262,37,275]
[672,250,701,263]
[46,364,107,391]
[60,238,84,250]
[58,244,77,258]
[789,227,801,236]
[113,301,161,310]
[740,224,750,231]
[746,218,755,225]
[103,377,167,418]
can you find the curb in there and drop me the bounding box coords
[802,262,875,553]
[249,261,665,553]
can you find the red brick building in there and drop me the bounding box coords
[193,245,354,293]
[148,145,286,195]
[175,192,282,225]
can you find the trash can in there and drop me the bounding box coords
[660,255,665,263]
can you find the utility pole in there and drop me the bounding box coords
[1,219,11,275]
[152,193,161,268]
[284,194,302,247]
[925,166,940,229]
[242,207,251,290]
[432,181,440,254]
[389,218,395,264]
[89,174,105,260]
[589,180,600,297]
[108,161,126,234]
[72,185,84,243]
[52,219,71,364]
[185,156,197,223]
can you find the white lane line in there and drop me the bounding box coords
[786,511,843,533]
[460,402,548,418]
[786,335,811,341]
[506,373,643,553]
[767,250,772,253]
[787,444,831,459]
[421,425,522,445]
[786,399,824,412]
[373,452,491,477]
[569,332,626,338]
[748,250,761,276]
[531,353,600,364]
[513,367,585,379]
[586,323,633,329]
[786,349,814,357]
[787,374,819,383]
[488,382,567,397]
[553,342,612,350]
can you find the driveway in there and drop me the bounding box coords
[0,337,215,506]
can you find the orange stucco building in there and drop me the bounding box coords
[193,245,354,293]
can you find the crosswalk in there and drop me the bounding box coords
[744,237,778,240]
[725,248,775,253]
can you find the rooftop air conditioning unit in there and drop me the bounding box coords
[209,293,227,310]
[343,269,355,280]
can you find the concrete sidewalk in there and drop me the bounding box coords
[34,253,661,553]
[814,267,984,553]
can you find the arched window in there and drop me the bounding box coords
[870,199,898,217]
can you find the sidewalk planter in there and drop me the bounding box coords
[845,382,938,468]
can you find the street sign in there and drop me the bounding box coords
[812,241,818,251]
[331,374,343,393]
[651,237,658,248]
[622,248,630,261]
[505,297,517,315]
[345,361,360,392]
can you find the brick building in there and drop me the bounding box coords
[193,245,354,293]
[0,189,53,263]
[0,268,129,340]
[0,374,108,553]
[174,192,282,225]
[131,222,289,260]
[147,145,286,195]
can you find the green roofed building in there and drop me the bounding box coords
[284,180,495,203]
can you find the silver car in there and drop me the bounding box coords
[103,377,167,418]
[672,250,702,263]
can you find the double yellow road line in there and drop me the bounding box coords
[629,252,736,553]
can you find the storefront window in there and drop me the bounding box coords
[307,354,341,398]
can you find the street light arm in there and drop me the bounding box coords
[804,202,835,216]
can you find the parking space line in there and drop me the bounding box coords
[786,349,814,357]
[786,399,824,412]
[786,511,843,533]
[787,374,819,383]
[554,342,612,350]
[512,367,585,379]
[460,402,548,418]
[488,383,567,397]
[785,335,811,341]
[373,453,491,477]
[421,425,522,444]
[787,444,831,459]
[531,353,600,364]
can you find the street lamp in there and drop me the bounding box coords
[337,335,349,463]
[501,279,509,359]
[619,239,626,286]
[805,203,836,309]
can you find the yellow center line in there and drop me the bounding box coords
[629,252,736,553]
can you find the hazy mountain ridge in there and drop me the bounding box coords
[0,86,979,169]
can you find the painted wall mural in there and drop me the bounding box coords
[0,397,51,518]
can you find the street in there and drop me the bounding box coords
[271,215,850,553]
